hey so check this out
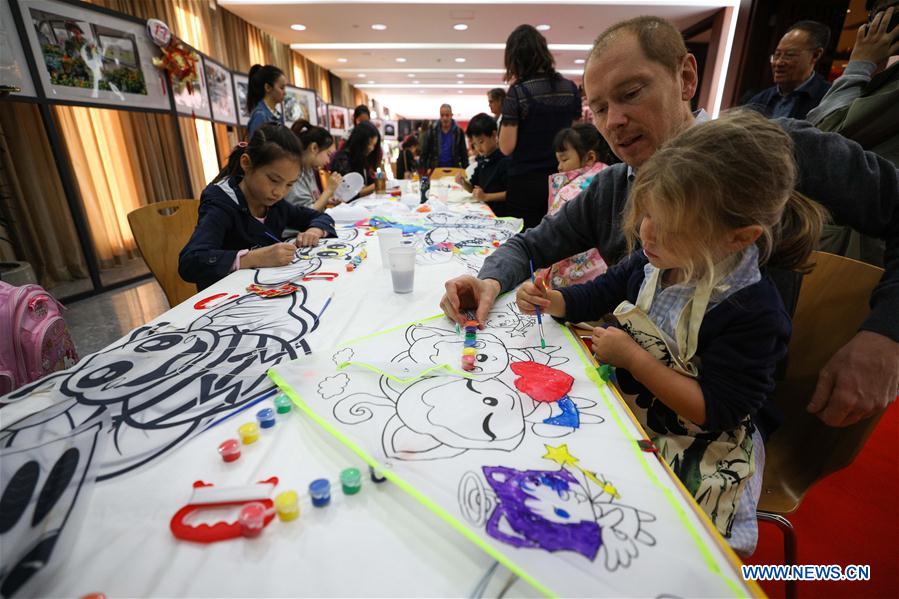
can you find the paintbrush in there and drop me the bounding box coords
[528,258,547,349]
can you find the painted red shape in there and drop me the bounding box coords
[194,293,238,310]
[510,361,573,403]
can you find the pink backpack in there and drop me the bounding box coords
[0,281,78,396]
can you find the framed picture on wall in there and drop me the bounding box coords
[171,40,210,119]
[327,104,348,137]
[315,94,327,130]
[1,0,37,97]
[382,119,398,140]
[282,85,317,127]
[16,0,170,110]
[202,56,237,125]
[397,119,413,140]
[233,71,249,127]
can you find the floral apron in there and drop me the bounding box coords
[611,267,754,537]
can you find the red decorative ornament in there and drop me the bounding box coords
[148,19,199,94]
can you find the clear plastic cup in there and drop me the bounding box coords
[377,228,403,268]
[388,246,417,294]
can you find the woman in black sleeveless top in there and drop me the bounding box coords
[499,25,583,229]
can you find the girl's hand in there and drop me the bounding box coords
[326,171,343,191]
[472,186,486,201]
[248,242,296,268]
[454,173,465,185]
[591,326,644,370]
[296,228,325,247]
[516,281,548,315]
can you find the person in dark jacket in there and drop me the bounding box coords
[746,20,832,119]
[179,124,336,291]
[328,121,382,199]
[419,104,468,169]
[395,135,419,179]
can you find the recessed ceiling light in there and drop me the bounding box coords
[368,80,375,84]
[357,73,366,77]
[453,23,468,31]
[419,90,424,94]
[457,90,464,93]
[413,80,420,84]
[574,58,585,64]
[407,73,416,77]
[395,57,407,62]
[454,57,466,63]
[337,58,348,63]
[457,73,464,78]
[536,24,551,31]
[290,24,306,31]
[371,24,387,31]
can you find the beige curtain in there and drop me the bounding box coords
[0,103,89,287]
[178,116,207,198]
[213,123,239,169]
[53,106,148,267]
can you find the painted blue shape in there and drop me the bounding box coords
[554,507,571,519]
[463,338,477,347]
[542,396,580,428]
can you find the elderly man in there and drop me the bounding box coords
[419,103,468,169]
[441,16,899,432]
[747,20,832,119]
[487,87,506,125]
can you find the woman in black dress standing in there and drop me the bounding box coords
[498,25,583,229]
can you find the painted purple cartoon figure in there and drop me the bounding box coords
[483,466,602,560]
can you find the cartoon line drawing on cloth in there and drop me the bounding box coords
[1,291,319,482]
[325,324,604,461]
[294,228,364,262]
[422,212,520,253]
[486,301,533,338]
[0,416,107,598]
[458,443,657,572]
[253,228,362,285]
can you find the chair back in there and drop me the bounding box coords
[760,251,886,514]
[430,167,465,180]
[127,199,200,308]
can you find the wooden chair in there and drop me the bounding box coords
[757,251,885,598]
[429,167,465,180]
[127,200,200,308]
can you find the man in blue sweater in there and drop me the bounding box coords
[440,16,899,432]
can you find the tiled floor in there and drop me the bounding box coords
[63,279,170,356]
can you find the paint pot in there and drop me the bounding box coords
[274,394,292,414]
[340,468,362,495]
[238,422,259,445]
[462,347,476,357]
[238,502,267,538]
[463,337,477,348]
[309,478,331,507]
[256,407,276,429]
[369,465,387,483]
[274,490,300,522]
[218,439,241,463]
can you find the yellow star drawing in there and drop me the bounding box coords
[542,443,579,467]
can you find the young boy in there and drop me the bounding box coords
[456,113,510,211]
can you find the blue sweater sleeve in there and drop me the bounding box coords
[559,251,643,323]
[178,201,238,288]
[696,286,792,432]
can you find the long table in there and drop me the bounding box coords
[0,187,756,598]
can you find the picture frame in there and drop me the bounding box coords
[327,104,348,137]
[282,85,317,127]
[232,71,249,127]
[171,39,210,119]
[202,55,237,125]
[382,119,398,140]
[1,0,37,97]
[315,94,327,131]
[16,0,170,111]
